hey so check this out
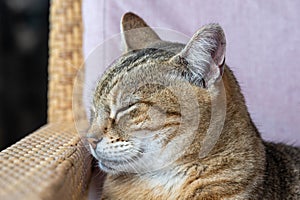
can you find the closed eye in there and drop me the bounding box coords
[115,101,153,122]
[115,103,138,122]
[117,103,136,115]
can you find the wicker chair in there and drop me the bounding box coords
[0,0,94,199]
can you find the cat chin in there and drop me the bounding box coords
[93,143,181,174]
[98,159,177,175]
[98,158,140,174]
[98,163,141,175]
[98,161,116,173]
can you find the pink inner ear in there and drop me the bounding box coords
[211,38,226,78]
[219,57,226,76]
[211,37,226,67]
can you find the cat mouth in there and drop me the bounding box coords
[99,161,116,172]
[98,156,141,173]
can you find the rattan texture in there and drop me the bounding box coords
[0,123,92,200]
[48,0,84,123]
[0,0,93,199]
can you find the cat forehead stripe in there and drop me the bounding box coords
[93,47,176,101]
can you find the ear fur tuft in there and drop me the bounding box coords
[171,23,226,87]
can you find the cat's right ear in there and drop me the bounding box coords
[121,12,161,52]
[170,24,226,88]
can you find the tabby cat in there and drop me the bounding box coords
[86,12,300,199]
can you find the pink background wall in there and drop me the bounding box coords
[82,0,300,146]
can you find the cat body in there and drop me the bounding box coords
[87,13,300,199]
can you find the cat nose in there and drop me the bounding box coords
[87,137,102,149]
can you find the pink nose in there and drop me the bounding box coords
[87,138,100,149]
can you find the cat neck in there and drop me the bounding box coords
[200,65,265,160]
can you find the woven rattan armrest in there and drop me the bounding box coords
[0,123,92,200]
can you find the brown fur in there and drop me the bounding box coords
[87,12,300,199]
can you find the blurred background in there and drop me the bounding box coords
[0,0,49,150]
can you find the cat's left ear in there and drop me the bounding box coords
[121,12,161,52]
[170,24,226,88]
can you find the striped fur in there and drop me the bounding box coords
[87,12,300,200]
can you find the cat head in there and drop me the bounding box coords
[87,12,226,174]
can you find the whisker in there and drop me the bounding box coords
[125,157,138,174]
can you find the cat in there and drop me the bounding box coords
[86,12,300,200]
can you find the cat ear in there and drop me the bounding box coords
[121,12,161,52]
[171,24,226,88]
